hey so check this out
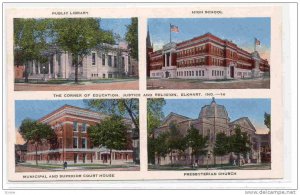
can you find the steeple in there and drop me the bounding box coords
[146,25,152,49]
[211,97,216,105]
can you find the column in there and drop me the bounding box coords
[32,60,36,74]
[61,52,66,79]
[164,54,167,67]
[52,54,56,78]
[38,62,41,74]
[48,59,51,78]
[169,52,172,66]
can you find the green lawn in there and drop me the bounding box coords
[148,163,271,170]
[15,78,138,85]
[19,163,135,170]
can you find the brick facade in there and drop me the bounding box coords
[148,33,270,80]
[25,105,134,164]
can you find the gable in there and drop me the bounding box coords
[230,117,256,134]
[161,112,190,127]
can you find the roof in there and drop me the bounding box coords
[230,117,257,132]
[38,104,107,123]
[161,112,191,125]
[199,99,229,120]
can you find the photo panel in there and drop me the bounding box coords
[146,18,270,89]
[14,99,140,176]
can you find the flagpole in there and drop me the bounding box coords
[170,23,171,43]
[254,38,256,52]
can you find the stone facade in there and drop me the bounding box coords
[154,98,269,166]
[18,43,137,81]
[24,105,136,165]
[148,33,270,80]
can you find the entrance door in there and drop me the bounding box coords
[74,154,77,163]
[83,153,86,163]
[230,66,234,78]
[165,71,170,78]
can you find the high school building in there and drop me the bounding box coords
[24,105,138,165]
[147,32,270,80]
[153,98,270,166]
[16,42,138,81]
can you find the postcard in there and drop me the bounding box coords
[3,3,286,186]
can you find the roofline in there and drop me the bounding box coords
[38,104,103,122]
[230,117,257,131]
[161,112,191,125]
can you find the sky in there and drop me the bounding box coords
[100,18,132,40]
[15,98,271,134]
[162,98,271,134]
[148,18,270,61]
[15,100,87,128]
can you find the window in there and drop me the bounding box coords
[114,56,117,67]
[92,53,96,65]
[122,57,125,67]
[108,55,112,66]
[108,73,112,78]
[82,123,87,132]
[103,73,106,78]
[81,137,87,149]
[73,137,78,148]
[73,121,78,131]
[102,54,105,66]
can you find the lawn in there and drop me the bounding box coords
[148,163,271,170]
[15,78,138,85]
[19,163,136,170]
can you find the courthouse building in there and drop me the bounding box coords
[147,32,270,80]
[153,98,270,166]
[16,42,138,81]
[24,105,137,164]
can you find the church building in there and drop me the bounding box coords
[153,98,270,166]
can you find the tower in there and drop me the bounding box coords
[146,25,153,77]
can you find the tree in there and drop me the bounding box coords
[88,115,129,165]
[264,112,271,133]
[147,99,166,164]
[186,126,209,165]
[125,18,138,60]
[229,126,251,166]
[213,132,229,166]
[50,18,114,83]
[14,19,48,82]
[167,122,186,165]
[19,119,55,165]
[85,99,139,133]
[154,132,169,165]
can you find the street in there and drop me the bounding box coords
[14,80,139,91]
[15,164,140,172]
[147,78,270,89]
